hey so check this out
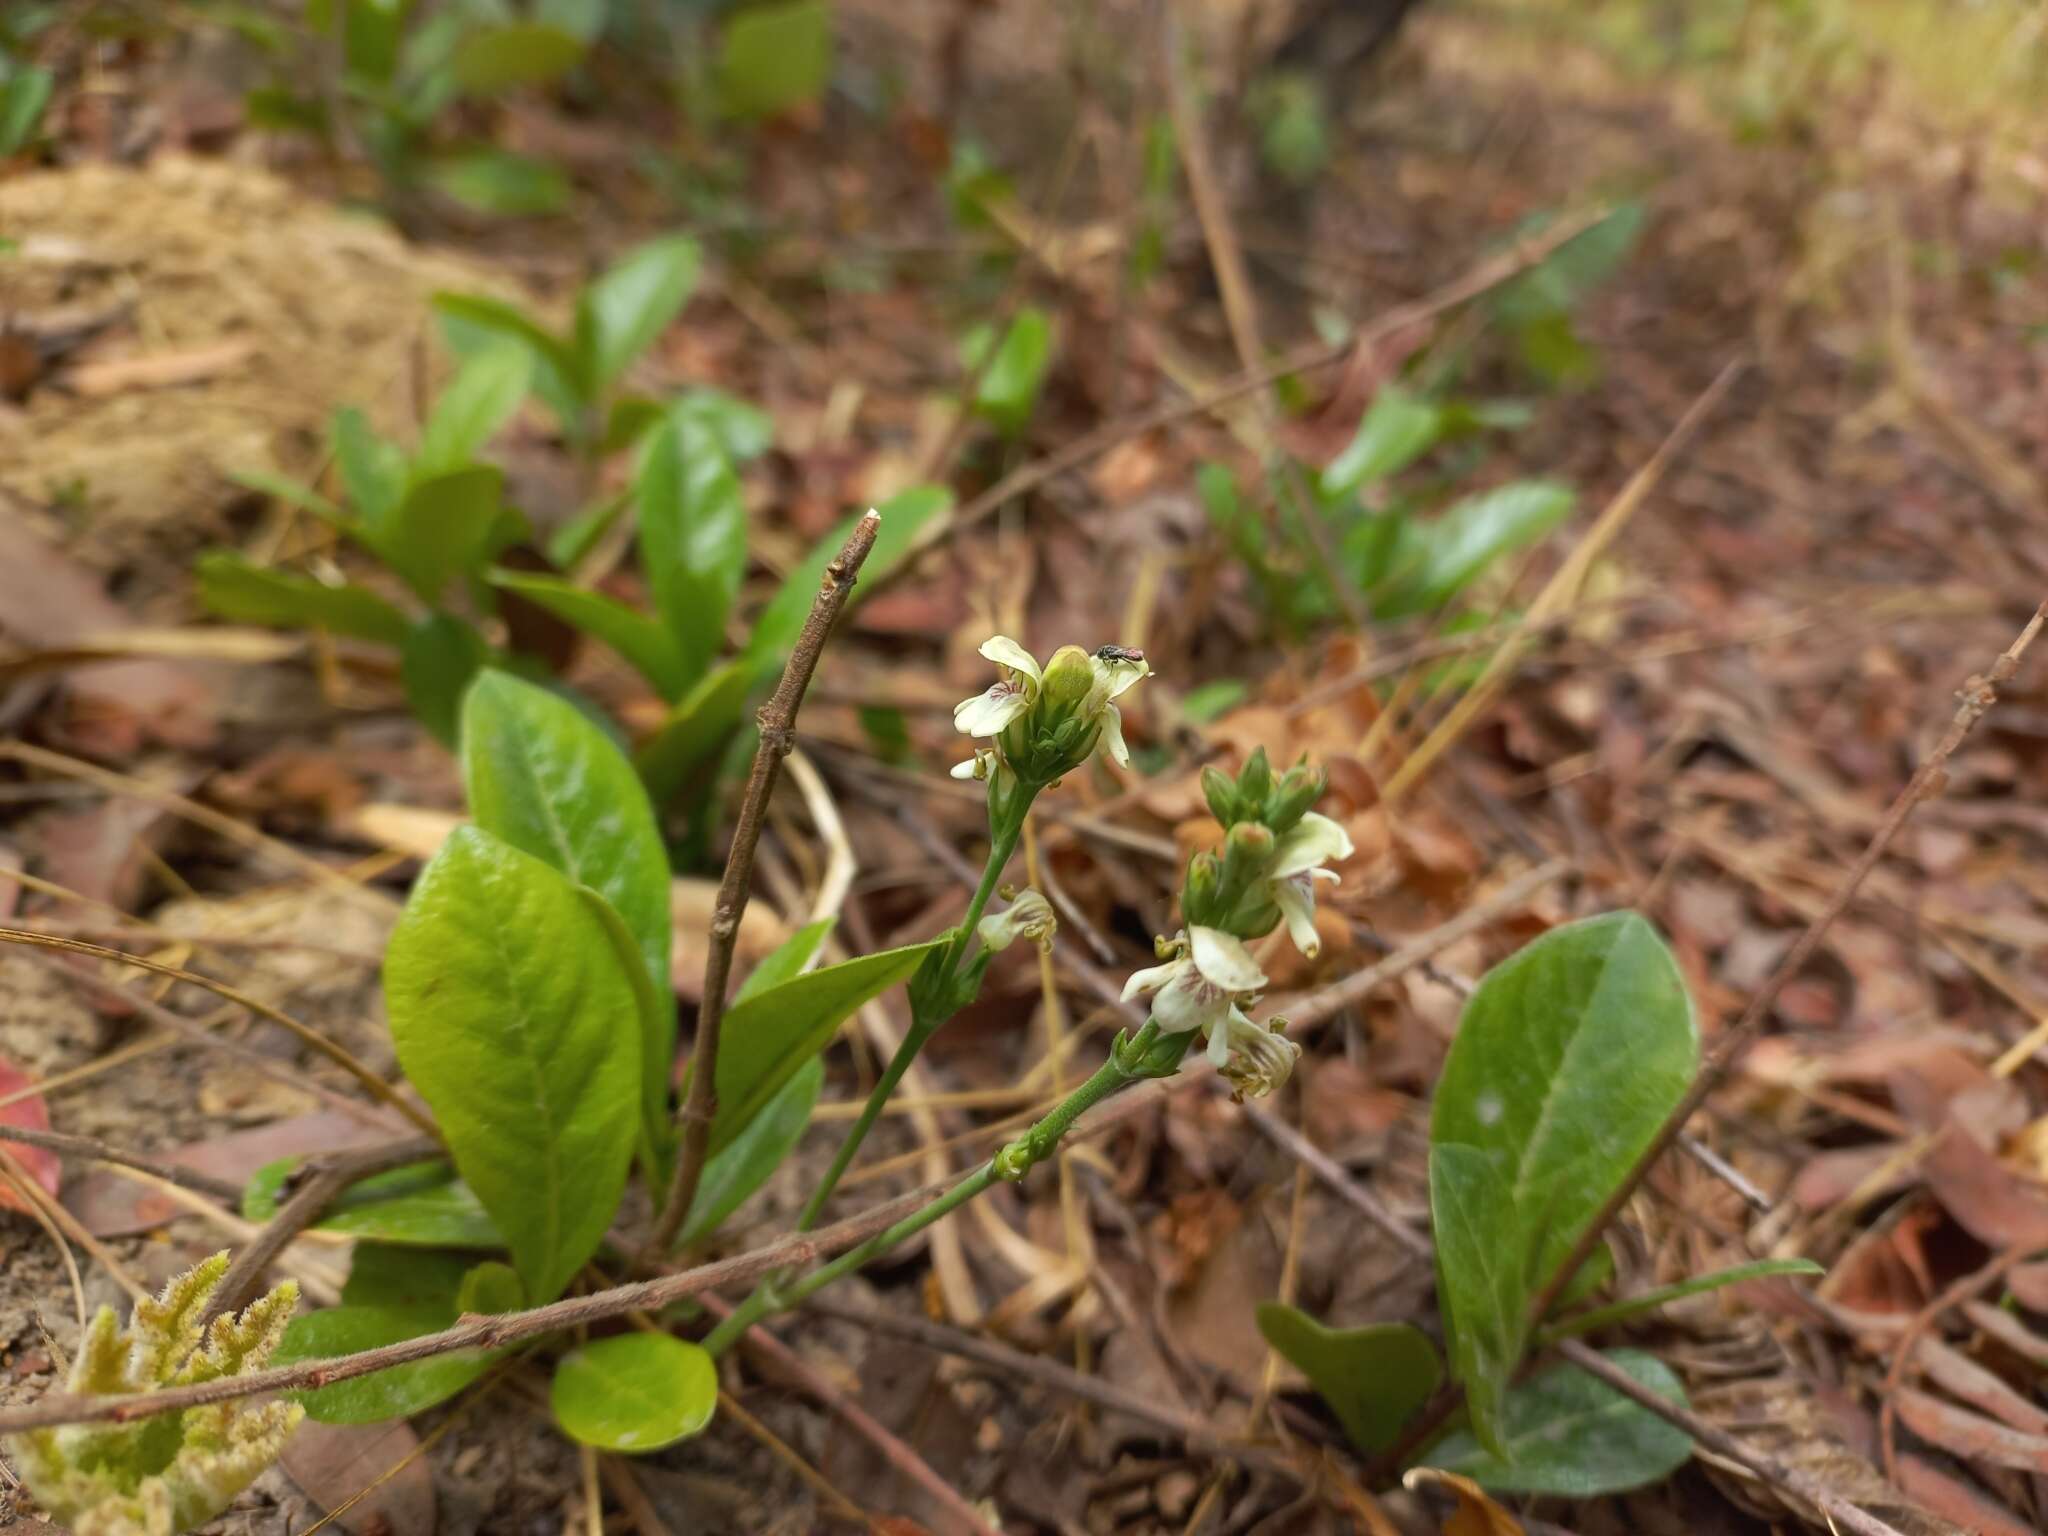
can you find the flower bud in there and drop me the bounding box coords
[1266,759,1327,834]
[1181,849,1225,929]
[1220,820,1275,893]
[1201,764,1240,828]
[1237,746,1274,811]
[1040,645,1098,709]
[977,889,1057,953]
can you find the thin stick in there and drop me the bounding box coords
[0,927,435,1137]
[0,1144,146,1303]
[0,1123,245,1204]
[1550,1339,1907,1536]
[204,1137,442,1323]
[0,1150,88,1331]
[1238,1105,1431,1263]
[0,1164,967,1434]
[649,508,883,1258]
[1524,602,2048,1333]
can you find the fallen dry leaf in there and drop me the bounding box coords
[282,1418,437,1536]
[0,1057,61,1212]
[1402,1469,1524,1534]
[1893,1387,2048,1472]
[1923,1118,2048,1251]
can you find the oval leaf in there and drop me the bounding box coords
[715,0,832,119]
[487,571,692,699]
[417,342,532,479]
[383,826,642,1303]
[452,22,586,94]
[552,1333,716,1452]
[198,552,410,647]
[1320,384,1443,500]
[1390,479,1573,617]
[636,416,745,677]
[680,1056,822,1246]
[1421,1349,1692,1496]
[1255,1304,1441,1454]
[400,614,489,749]
[275,1305,493,1424]
[575,235,701,392]
[1429,911,1695,1455]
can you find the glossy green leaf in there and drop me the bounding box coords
[341,1244,471,1311]
[333,406,404,527]
[1321,384,1443,499]
[552,1333,716,1451]
[385,465,506,603]
[383,826,642,1303]
[1429,912,1696,1455]
[745,485,951,674]
[245,1157,506,1249]
[0,66,53,156]
[435,291,586,432]
[1422,1349,1691,1496]
[427,151,570,217]
[1383,480,1573,618]
[707,939,943,1158]
[462,672,674,1176]
[417,342,532,479]
[637,417,745,677]
[489,570,692,698]
[735,920,835,1004]
[1538,1259,1822,1346]
[671,388,775,461]
[1255,1304,1441,1454]
[575,235,701,392]
[399,613,489,748]
[634,659,753,804]
[962,308,1053,437]
[275,1304,492,1423]
[716,0,832,119]
[452,22,585,94]
[680,1056,821,1245]
[197,552,409,646]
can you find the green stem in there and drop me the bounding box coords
[791,810,1026,1236]
[704,1022,1170,1358]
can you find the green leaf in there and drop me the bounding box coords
[575,234,701,392]
[333,407,405,528]
[457,1260,524,1315]
[680,1056,821,1245]
[637,417,745,677]
[1321,385,1443,499]
[400,613,490,748]
[706,940,943,1159]
[736,919,834,1003]
[275,1304,492,1423]
[535,0,607,42]
[435,291,586,433]
[551,1333,716,1451]
[635,658,754,805]
[671,388,775,461]
[489,570,692,698]
[341,1245,472,1311]
[452,22,586,94]
[716,0,832,119]
[1180,679,1247,724]
[246,1157,507,1249]
[545,487,634,571]
[462,672,675,1177]
[384,465,507,603]
[1422,1349,1691,1496]
[745,485,951,674]
[962,308,1053,437]
[197,552,409,646]
[1492,202,1647,328]
[1537,1259,1823,1346]
[1255,1304,1441,1454]
[428,150,571,217]
[383,826,643,1303]
[229,467,348,528]
[417,342,532,479]
[1429,912,1696,1455]
[1383,480,1573,618]
[0,65,53,155]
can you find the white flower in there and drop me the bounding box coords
[1084,646,1152,769]
[977,889,1057,953]
[1210,1007,1301,1100]
[950,747,999,781]
[953,635,1043,738]
[1264,812,1353,959]
[1122,925,1267,1037]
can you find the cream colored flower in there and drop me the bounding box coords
[952,637,1153,779]
[977,889,1057,953]
[1264,812,1353,959]
[1209,1008,1301,1099]
[1121,925,1267,1037]
[953,635,1044,738]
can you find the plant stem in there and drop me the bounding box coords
[647,509,883,1261]
[705,1026,1160,1357]
[791,809,1024,1236]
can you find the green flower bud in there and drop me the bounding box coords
[1220,820,1275,892]
[1040,645,1098,709]
[1238,746,1274,810]
[1181,849,1225,928]
[1201,763,1240,828]
[1266,759,1327,834]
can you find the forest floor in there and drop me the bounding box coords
[8,2,2048,1533]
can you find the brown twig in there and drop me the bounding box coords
[0,926,435,1138]
[1551,1340,1908,1536]
[648,508,883,1259]
[0,1166,965,1434]
[1523,602,2048,1332]
[1237,1105,1432,1264]
[204,1137,442,1323]
[0,1124,244,1204]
